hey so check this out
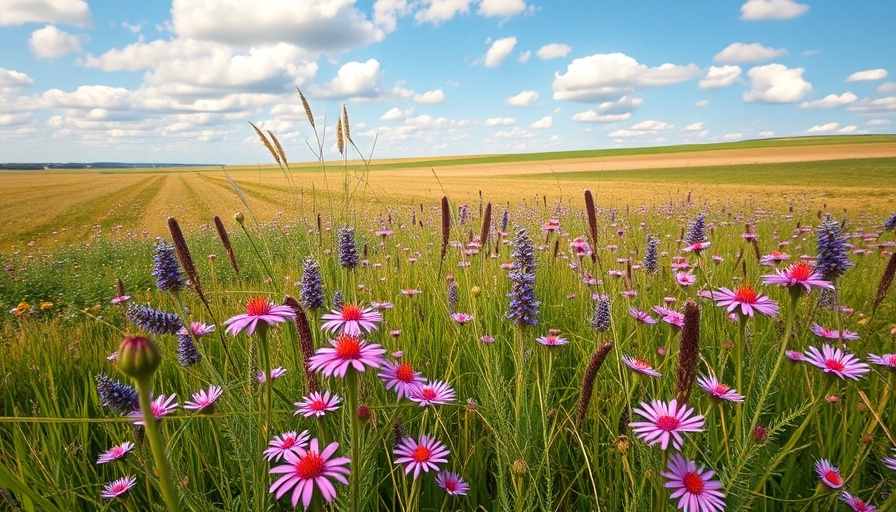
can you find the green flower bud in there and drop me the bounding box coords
[233,211,245,225]
[117,336,161,381]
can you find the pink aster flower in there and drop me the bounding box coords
[96,441,134,464]
[450,312,474,324]
[183,385,223,414]
[436,471,470,496]
[308,334,386,378]
[839,491,876,512]
[682,241,711,253]
[712,285,779,317]
[810,323,860,341]
[761,263,834,293]
[224,297,296,336]
[379,361,425,400]
[675,272,697,287]
[409,380,456,407]
[697,375,744,403]
[653,306,684,328]
[393,435,450,479]
[110,295,131,305]
[814,459,844,489]
[181,322,215,337]
[760,251,790,266]
[131,394,178,425]
[621,290,637,298]
[320,304,382,336]
[536,335,569,347]
[661,453,726,512]
[269,438,351,509]
[786,350,805,362]
[867,353,896,369]
[882,449,896,471]
[623,356,662,378]
[570,237,593,257]
[803,345,870,380]
[263,430,310,461]
[629,308,657,324]
[101,476,136,499]
[294,391,341,418]
[630,399,705,450]
[401,289,422,296]
[480,335,495,344]
[257,367,287,383]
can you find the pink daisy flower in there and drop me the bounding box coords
[761,263,834,293]
[480,335,495,344]
[621,290,637,298]
[697,375,744,403]
[810,323,860,341]
[131,394,178,426]
[183,385,223,414]
[101,476,136,499]
[401,289,422,296]
[661,453,726,512]
[786,350,805,362]
[308,334,386,378]
[393,435,450,479]
[675,272,697,287]
[630,399,705,450]
[803,345,870,380]
[257,367,287,383]
[224,297,296,336]
[622,356,662,378]
[181,322,216,337]
[294,391,342,418]
[269,438,351,509]
[882,449,896,471]
[263,430,310,461]
[450,312,474,324]
[712,285,779,317]
[96,441,134,464]
[436,471,470,496]
[839,491,876,512]
[320,304,382,336]
[378,361,425,400]
[536,335,569,347]
[682,241,711,253]
[760,251,790,266]
[629,308,657,324]
[569,237,593,257]
[409,380,456,407]
[867,353,896,369]
[814,459,844,488]
[110,295,131,305]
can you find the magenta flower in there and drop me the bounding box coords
[882,449,896,471]
[761,262,834,293]
[131,394,178,425]
[712,285,778,317]
[96,441,134,464]
[379,360,425,400]
[308,334,386,378]
[224,297,296,336]
[394,435,450,479]
[269,438,351,509]
[401,289,422,296]
[661,453,726,512]
[101,476,136,499]
[786,350,805,362]
[409,380,456,407]
[110,295,131,305]
[570,237,593,257]
[814,459,844,489]
[623,356,662,378]
[675,272,697,287]
[263,430,310,461]
[536,335,569,347]
[181,321,216,337]
[868,353,896,369]
[480,335,495,344]
[294,391,342,418]
[183,385,223,414]
[653,305,685,328]
[436,471,470,496]
[803,345,870,380]
[629,307,657,324]
[682,241,711,253]
[697,375,744,402]
[320,304,382,336]
[450,312,474,324]
[257,367,288,383]
[630,399,705,450]
[760,251,790,266]
[839,491,877,512]
[810,323,860,341]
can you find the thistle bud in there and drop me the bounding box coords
[117,336,161,381]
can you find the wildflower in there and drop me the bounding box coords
[269,438,351,509]
[294,391,341,418]
[409,380,456,407]
[126,304,182,335]
[570,237,593,257]
[257,367,287,383]
[337,226,360,269]
[630,399,705,450]
[684,213,706,245]
[682,241,712,253]
[882,449,896,471]
[675,272,696,287]
[183,385,223,414]
[182,322,215,337]
[451,312,474,325]
[803,345,870,380]
[332,290,343,311]
[786,350,805,362]
[644,235,659,274]
[436,471,470,496]
[506,226,540,327]
[810,323,860,341]
[263,430,310,461]
[760,251,790,266]
[96,441,134,464]
[621,290,637,297]
[224,297,296,336]
[393,435,450,479]
[379,361,425,400]
[110,295,131,304]
[629,308,657,324]
[176,331,202,367]
[867,353,896,369]
[761,262,834,294]
[884,211,896,233]
[536,334,568,346]
[320,304,382,337]
[592,297,611,332]
[623,356,662,377]
[101,476,137,499]
[151,241,185,292]
[308,334,386,378]
[480,335,495,344]
[697,375,744,402]
[816,215,853,281]
[653,306,685,328]
[401,289,422,296]
[814,459,844,488]
[839,491,876,512]
[95,373,139,415]
[712,285,779,317]
[661,454,726,512]
[131,394,178,425]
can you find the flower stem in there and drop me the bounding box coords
[133,377,182,512]
[347,370,360,512]
[735,315,747,400]
[749,292,800,434]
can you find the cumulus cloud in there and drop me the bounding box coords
[552,53,701,102]
[837,125,857,133]
[571,96,642,122]
[877,82,896,95]
[373,0,410,33]
[481,37,517,67]
[413,89,445,103]
[743,63,812,103]
[529,115,552,128]
[759,130,774,136]
[740,0,809,20]
[722,133,743,140]
[414,0,473,25]
[848,96,896,114]
[683,122,704,131]
[380,107,412,121]
[699,66,742,89]
[537,43,571,60]
[866,119,890,126]
[806,122,839,133]
[309,59,411,101]
[846,68,888,82]
[714,42,787,64]
[485,117,515,126]
[0,68,34,90]
[506,90,539,106]
[29,25,83,59]
[0,0,91,27]
[478,0,528,17]
[609,119,672,137]
[799,92,857,109]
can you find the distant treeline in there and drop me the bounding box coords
[0,162,218,170]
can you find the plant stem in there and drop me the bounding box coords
[347,370,360,512]
[133,378,182,512]
[749,292,799,433]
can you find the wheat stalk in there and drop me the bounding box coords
[336,117,345,155]
[296,87,315,129]
[342,104,352,143]
[267,130,288,168]
[249,122,281,168]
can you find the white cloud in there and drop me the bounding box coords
[0,68,34,90]
[694,99,709,107]
[310,59,410,101]
[759,130,774,136]
[723,133,743,140]
[518,50,531,63]
[414,0,473,25]
[493,127,535,138]
[373,0,410,33]
[121,21,144,33]
[848,96,896,113]
[572,111,630,122]
[529,115,552,128]
[609,119,672,137]
[506,90,539,106]
[0,0,90,27]
[799,92,857,109]
[485,117,515,126]
[740,0,809,20]
[837,125,857,133]
[537,43,571,60]
[413,89,445,103]
[743,63,812,103]
[806,122,839,133]
[28,25,83,59]
[481,36,517,67]
[714,42,787,64]
[699,66,742,89]
[846,69,888,82]
[380,107,412,121]
[866,119,890,126]
[876,82,896,95]
[478,0,528,18]
[683,122,704,131]
[552,53,701,102]
[571,95,642,122]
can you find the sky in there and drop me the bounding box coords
[0,0,894,164]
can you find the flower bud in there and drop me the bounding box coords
[511,459,528,475]
[233,211,245,225]
[117,336,161,381]
[751,425,768,445]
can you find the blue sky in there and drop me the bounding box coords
[0,0,893,164]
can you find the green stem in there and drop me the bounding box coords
[735,315,747,394]
[134,378,182,512]
[749,292,799,433]
[347,370,360,512]
[258,327,272,441]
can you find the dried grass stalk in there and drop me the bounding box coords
[267,130,288,168]
[440,196,451,260]
[249,122,281,167]
[284,295,318,393]
[336,117,344,155]
[214,215,240,276]
[341,104,351,143]
[675,299,700,404]
[584,189,598,263]
[296,87,315,129]
[576,342,614,428]
[479,202,492,249]
[167,217,205,303]
[873,250,896,311]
